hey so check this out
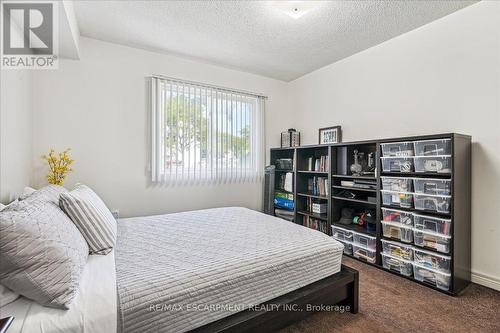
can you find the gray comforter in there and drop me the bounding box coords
[115,207,343,333]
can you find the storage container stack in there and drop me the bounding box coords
[380,139,453,291]
[332,225,377,264]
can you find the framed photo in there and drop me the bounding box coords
[318,126,342,145]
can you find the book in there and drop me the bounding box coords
[274,191,294,200]
[275,208,294,216]
[284,172,293,192]
[274,197,294,209]
[341,180,355,187]
[302,216,328,233]
[309,176,328,196]
[307,157,313,171]
[313,155,329,172]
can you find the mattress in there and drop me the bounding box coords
[0,251,117,333]
[115,207,343,333]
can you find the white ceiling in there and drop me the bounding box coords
[73,0,477,82]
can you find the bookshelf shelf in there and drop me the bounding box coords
[270,132,471,296]
[297,210,328,221]
[275,189,294,194]
[297,192,328,200]
[332,196,377,205]
[332,174,376,180]
[297,170,328,174]
[275,169,294,172]
[332,185,377,193]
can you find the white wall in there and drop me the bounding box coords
[288,1,500,288]
[32,37,291,217]
[0,24,33,203]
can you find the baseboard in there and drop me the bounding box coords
[471,271,500,291]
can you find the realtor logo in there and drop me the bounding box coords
[1,1,58,69]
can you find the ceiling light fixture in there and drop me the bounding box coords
[270,1,322,19]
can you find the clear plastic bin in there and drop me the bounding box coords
[413,248,451,273]
[413,263,451,291]
[381,156,414,173]
[381,190,414,208]
[381,239,414,260]
[381,221,414,243]
[413,213,452,236]
[381,142,415,157]
[413,178,451,195]
[382,208,414,226]
[414,156,452,174]
[413,229,451,253]
[353,244,376,264]
[381,253,413,277]
[331,225,354,242]
[414,193,451,214]
[381,177,413,192]
[414,139,452,156]
[352,231,377,251]
[337,239,353,256]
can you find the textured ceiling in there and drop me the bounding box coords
[74,0,477,81]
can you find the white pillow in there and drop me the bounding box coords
[0,284,19,307]
[59,184,117,255]
[0,203,5,211]
[19,186,37,200]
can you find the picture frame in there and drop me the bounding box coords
[318,126,342,145]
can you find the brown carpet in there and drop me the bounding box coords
[281,256,500,333]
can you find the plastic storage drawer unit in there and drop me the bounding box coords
[381,253,413,277]
[413,213,452,236]
[352,231,377,251]
[381,221,414,243]
[413,248,451,273]
[381,142,415,157]
[413,263,451,291]
[352,244,376,264]
[413,193,451,214]
[413,178,451,196]
[381,156,414,173]
[381,190,414,208]
[336,239,353,256]
[414,139,452,156]
[382,208,414,225]
[413,229,451,253]
[414,156,452,174]
[381,239,414,261]
[331,225,354,242]
[381,177,413,192]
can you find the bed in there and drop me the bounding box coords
[1,207,357,333]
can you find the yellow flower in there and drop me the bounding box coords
[42,148,74,185]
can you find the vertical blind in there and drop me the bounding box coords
[151,76,266,185]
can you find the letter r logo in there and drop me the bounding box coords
[2,3,53,55]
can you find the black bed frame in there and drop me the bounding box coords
[192,265,358,333]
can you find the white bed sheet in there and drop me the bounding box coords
[115,207,345,333]
[0,251,117,333]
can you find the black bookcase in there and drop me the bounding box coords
[269,133,471,295]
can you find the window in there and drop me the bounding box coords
[151,76,265,184]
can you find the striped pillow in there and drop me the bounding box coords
[60,184,117,255]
